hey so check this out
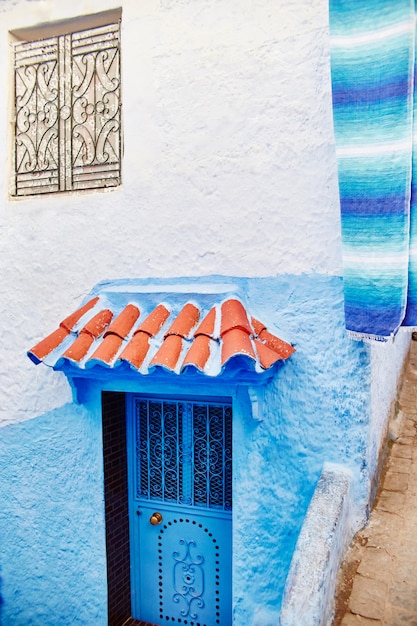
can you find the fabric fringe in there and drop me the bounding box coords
[347,330,389,344]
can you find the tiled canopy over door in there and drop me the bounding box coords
[27,291,295,376]
[27,280,296,626]
[13,20,121,196]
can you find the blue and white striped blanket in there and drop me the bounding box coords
[330,0,417,340]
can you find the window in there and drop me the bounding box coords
[133,397,233,510]
[13,17,121,196]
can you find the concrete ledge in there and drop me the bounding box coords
[280,464,354,626]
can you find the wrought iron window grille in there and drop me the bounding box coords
[13,21,121,196]
[134,398,233,512]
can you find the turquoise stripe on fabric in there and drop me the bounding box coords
[342,214,409,243]
[338,154,412,199]
[330,0,416,340]
[330,0,411,36]
[331,41,412,85]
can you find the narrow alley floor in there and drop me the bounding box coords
[332,339,417,626]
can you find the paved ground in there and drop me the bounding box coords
[332,340,417,626]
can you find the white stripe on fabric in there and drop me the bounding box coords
[330,21,414,48]
[336,139,412,158]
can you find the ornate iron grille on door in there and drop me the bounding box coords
[13,22,121,196]
[135,399,232,511]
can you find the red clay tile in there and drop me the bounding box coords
[194,307,216,338]
[27,297,102,363]
[104,304,140,339]
[182,334,212,370]
[29,293,295,375]
[59,309,113,363]
[150,335,183,370]
[28,327,70,363]
[82,309,113,338]
[88,334,124,365]
[258,329,295,359]
[254,339,284,369]
[87,305,140,365]
[221,328,256,365]
[135,304,170,337]
[220,299,252,337]
[251,317,267,337]
[62,333,94,362]
[60,297,100,332]
[165,303,200,338]
[119,331,151,369]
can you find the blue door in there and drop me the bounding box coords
[127,396,232,626]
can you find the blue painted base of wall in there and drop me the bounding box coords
[0,404,108,625]
[0,274,406,625]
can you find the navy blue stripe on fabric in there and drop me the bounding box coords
[344,305,405,337]
[340,195,409,216]
[332,80,410,106]
[403,302,417,326]
[404,270,417,325]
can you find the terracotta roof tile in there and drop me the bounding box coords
[251,317,267,337]
[27,296,101,364]
[165,303,200,338]
[136,304,170,337]
[220,299,252,336]
[82,309,113,338]
[62,333,95,362]
[119,331,151,369]
[257,328,295,359]
[254,339,284,369]
[182,334,213,371]
[28,326,70,364]
[221,328,256,366]
[104,304,140,339]
[60,297,100,332]
[194,307,216,338]
[87,334,124,366]
[150,335,183,370]
[59,309,113,363]
[28,292,294,376]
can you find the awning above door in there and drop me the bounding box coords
[27,284,294,378]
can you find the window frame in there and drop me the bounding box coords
[11,10,122,197]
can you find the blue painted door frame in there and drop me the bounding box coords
[127,394,233,626]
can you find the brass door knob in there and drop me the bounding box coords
[150,512,163,525]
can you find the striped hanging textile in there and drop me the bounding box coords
[329,0,417,341]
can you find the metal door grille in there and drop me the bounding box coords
[134,399,232,511]
[14,22,121,196]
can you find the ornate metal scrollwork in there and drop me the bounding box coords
[135,398,232,511]
[172,539,205,619]
[14,23,121,196]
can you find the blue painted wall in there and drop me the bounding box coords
[0,274,375,625]
[0,404,108,625]
[233,275,370,623]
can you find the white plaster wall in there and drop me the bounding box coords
[0,0,341,424]
[369,330,411,488]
